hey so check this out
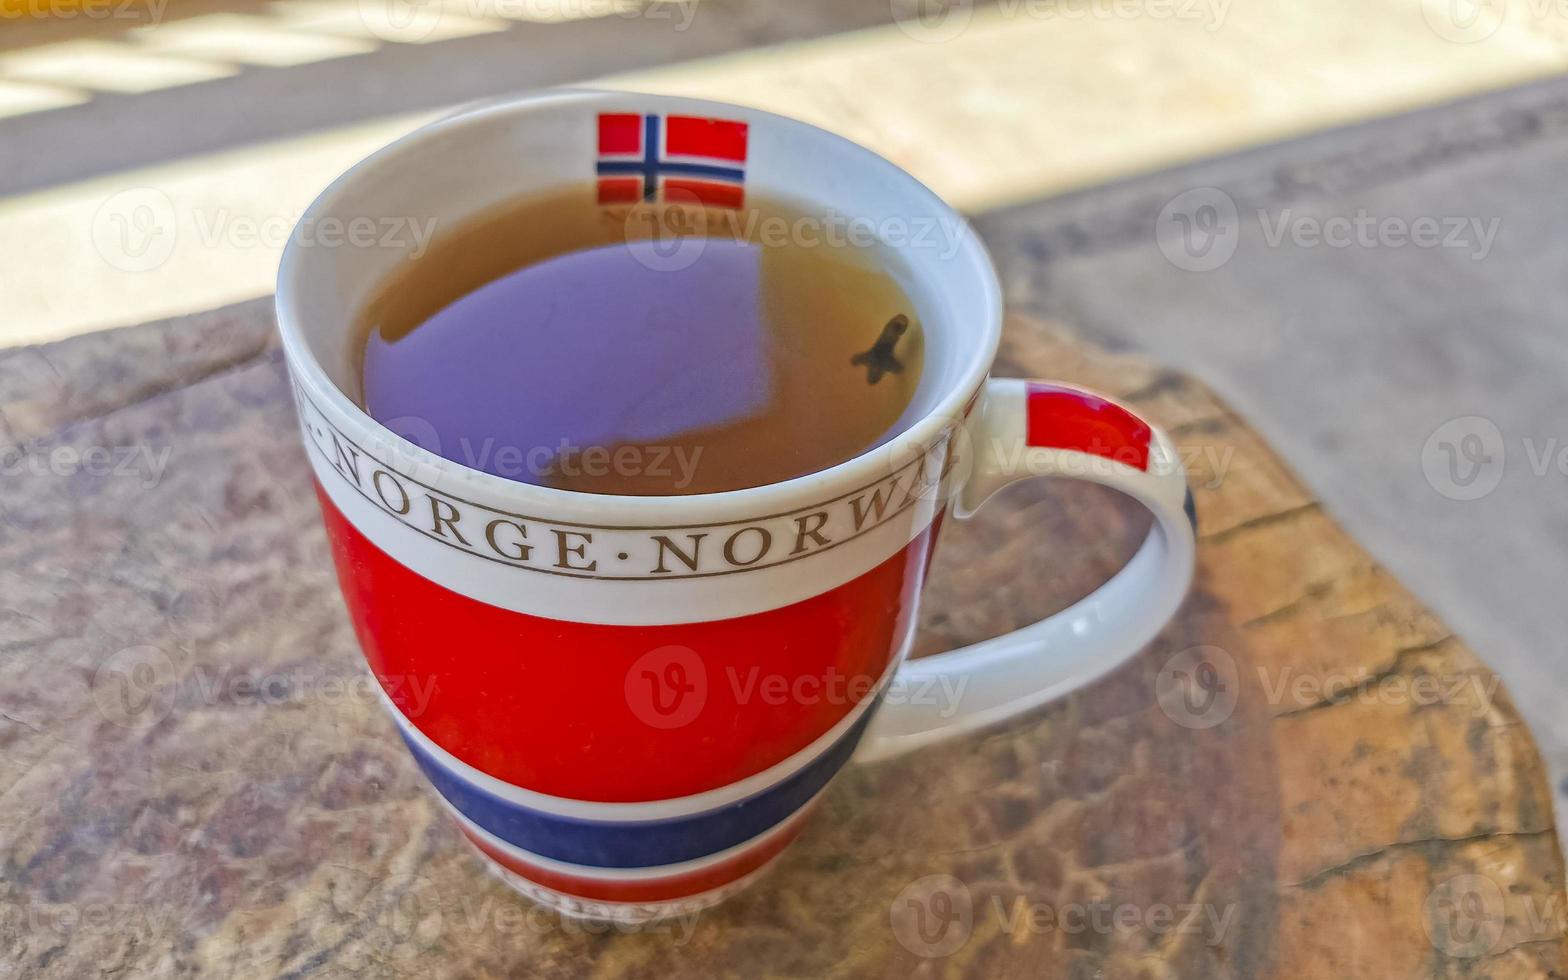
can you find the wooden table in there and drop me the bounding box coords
[0,302,1562,978]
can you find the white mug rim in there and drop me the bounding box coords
[275,87,1002,521]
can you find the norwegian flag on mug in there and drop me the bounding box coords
[596,112,748,207]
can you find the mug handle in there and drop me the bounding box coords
[853,378,1197,763]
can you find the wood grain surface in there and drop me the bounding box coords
[0,306,1561,978]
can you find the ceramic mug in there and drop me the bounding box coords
[276,89,1196,923]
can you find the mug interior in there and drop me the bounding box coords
[278,89,1000,494]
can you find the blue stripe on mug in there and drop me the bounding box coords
[400,705,876,869]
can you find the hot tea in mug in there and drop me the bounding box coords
[355,186,926,495]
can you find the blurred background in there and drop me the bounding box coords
[2,0,1565,837]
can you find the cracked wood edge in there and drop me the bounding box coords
[1000,316,1568,977]
[0,304,1559,976]
[0,297,277,452]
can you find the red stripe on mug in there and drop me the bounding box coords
[1024,383,1152,471]
[314,482,938,803]
[596,176,643,204]
[665,114,748,162]
[597,113,642,155]
[662,177,744,208]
